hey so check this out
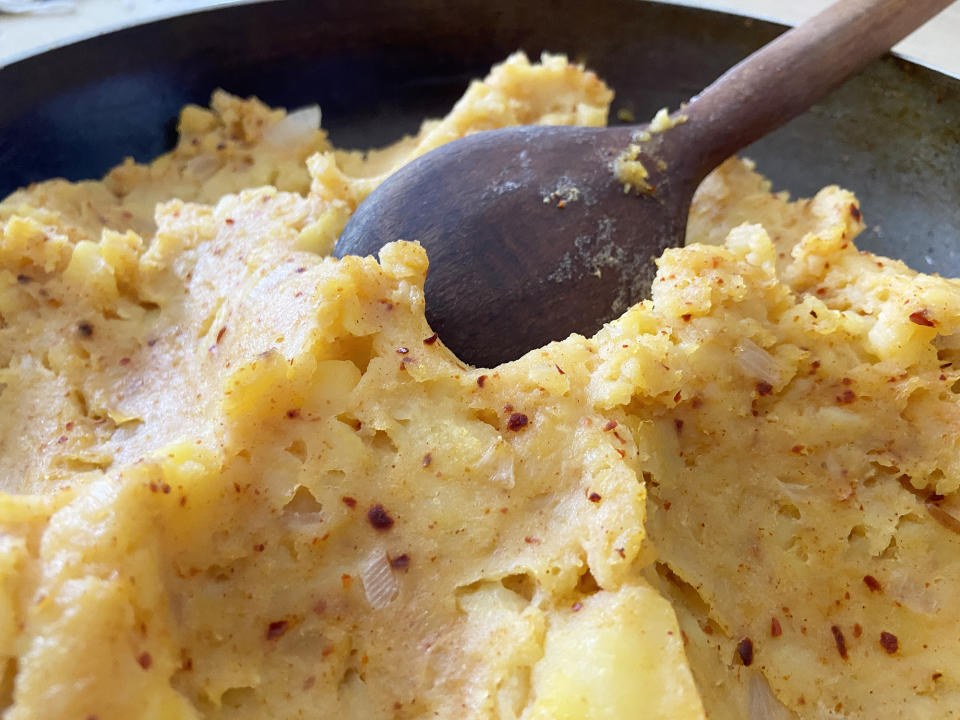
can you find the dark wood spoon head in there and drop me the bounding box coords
[334,124,694,367]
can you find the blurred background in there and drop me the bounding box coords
[1,0,959,76]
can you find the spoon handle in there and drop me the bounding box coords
[679,0,955,179]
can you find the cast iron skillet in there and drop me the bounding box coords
[0,0,958,273]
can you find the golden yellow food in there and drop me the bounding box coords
[1,52,958,719]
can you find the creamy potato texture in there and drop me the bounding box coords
[0,52,958,719]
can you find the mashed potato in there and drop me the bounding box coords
[0,52,958,719]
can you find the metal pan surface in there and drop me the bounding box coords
[0,0,957,273]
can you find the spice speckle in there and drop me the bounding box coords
[863,575,882,592]
[909,310,936,327]
[831,625,848,660]
[506,413,529,431]
[736,637,754,666]
[266,620,289,640]
[367,504,395,530]
[880,631,899,654]
[771,617,782,637]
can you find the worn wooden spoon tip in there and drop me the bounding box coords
[335,0,954,368]
[336,123,685,366]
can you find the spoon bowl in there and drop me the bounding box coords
[336,0,955,366]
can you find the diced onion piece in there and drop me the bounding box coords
[736,339,780,386]
[361,550,398,610]
[748,673,796,720]
[185,153,220,179]
[264,105,321,148]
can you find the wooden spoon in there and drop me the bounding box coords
[335,0,953,367]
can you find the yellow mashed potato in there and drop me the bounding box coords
[1,52,959,719]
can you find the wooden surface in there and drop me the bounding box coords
[1,0,959,75]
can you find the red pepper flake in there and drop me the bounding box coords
[254,543,265,552]
[880,631,899,654]
[674,391,682,403]
[57,435,67,444]
[588,492,602,502]
[120,357,131,366]
[852,623,863,638]
[791,445,805,454]
[389,554,410,570]
[771,617,782,637]
[477,374,487,387]
[756,381,773,396]
[503,404,514,412]
[863,575,882,592]
[849,204,861,222]
[736,638,754,666]
[367,504,395,530]
[266,620,288,640]
[216,327,226,344]
[423,333,438,345]
[571,601,583,612]
[286,408,300,419]
[663,501,672,510]
[681,313,692,322]
[342,496,357,509]
[137,652,152,669]
[161,483,171,494]
[225,218,235,225]
[524,536,541,545]
[555,364,565,375]
[422,453,432,467]
[77,321,94,337]
[506,413,529,431]
[603,420,618,431]
[831,625,848,659]
[65,422,74,431]
[341,573,352,589]
[909,310,936,327]
[836,389,856,404]
[674,419,684,433]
